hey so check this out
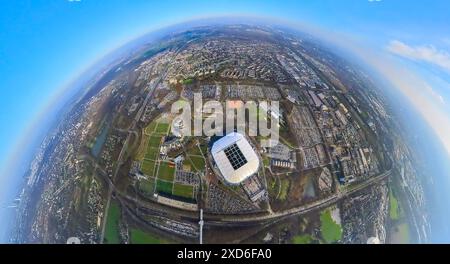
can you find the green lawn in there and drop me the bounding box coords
[155,123,169,134]
[200,144,207,155]
[144,145,159,160]
[144,121,157,135]
[182,78,194,85]
[141,159,155,175]
[148,136,162,149]
[173,183,194,199]
[157,161,175,181]
[104,201,121,244]
[156,180,173,195]
[389,188,400,220]
[186,144,203,156]
[320,209,342,243]
[263,156,270,167]
[138,179,155,196]
[129,228,168,244]
[292,235,313,244]
[188,156,205,171]
[279,178,290,200]
[135,134,150,161]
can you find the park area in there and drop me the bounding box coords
[129,228,169,244]
[104,201,121,244]
[320,208,342,243]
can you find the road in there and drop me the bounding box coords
[108,167,391,230]
[98,60,171,243]
[95,45,392,241]
[205,168,391,224]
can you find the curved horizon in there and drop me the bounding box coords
[1,1,449,243]
[4,14,450,178]
[2,2,450,178]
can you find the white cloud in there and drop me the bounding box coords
[425,83,446,105]
[284,22,450,157]
[387,40,450,72]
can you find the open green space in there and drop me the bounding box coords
[104,201,121,244]
[320,209,342,243]
[389,188,400,220]
[267,176,277,197]
[186,144,203,156]
[129,228,168,244]
[279,178,290,200]
[138,179,155,196]
[188,156,205,171]
[200,144,207,155]
[292,235,313,244]
[157,161,175,181]
[182,78,194,85]
[136,134,150,161]
[144,121,157,135]
[263,156,270,167]
[155,123,170,134]
[156,179,173,195]
[148,136,162,149]
[173,183,194,199]
[144,147,159,161]
[141,159,156,175]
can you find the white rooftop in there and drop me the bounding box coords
[211,132,260,185]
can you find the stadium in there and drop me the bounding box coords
[211,132,260,185]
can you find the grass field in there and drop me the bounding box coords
[155,123,169,134]
[104,201,121,244]
[135,134,149,161]
[267,176,278,197]
[187,145,203,156]
[292,235,313,244]
[157,161,175,181]
[188,156,205,171]
[182,78,194,85]
[156,179,173,195]
[138,179,155,196]
[389,188,400,220]
[200,144,207,155]
[144,145,159,160]
[320,209,342,243]
[144,121,157,135]
[129,228,168,244]
[141,159,156,175]
[263,156,270,167]
[173,183,194,199]
[148,136,162,149]
[279,178,290,200]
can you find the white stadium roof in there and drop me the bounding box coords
[211,132,260,184]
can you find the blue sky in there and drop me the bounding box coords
[1,1,450,179]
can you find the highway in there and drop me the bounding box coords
[207,169,391,224]
[94,45,392,241]
[98,59,171,243]
[90,105,390,240]
[110,167,391,229]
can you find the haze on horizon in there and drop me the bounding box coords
[0,0,449,243]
